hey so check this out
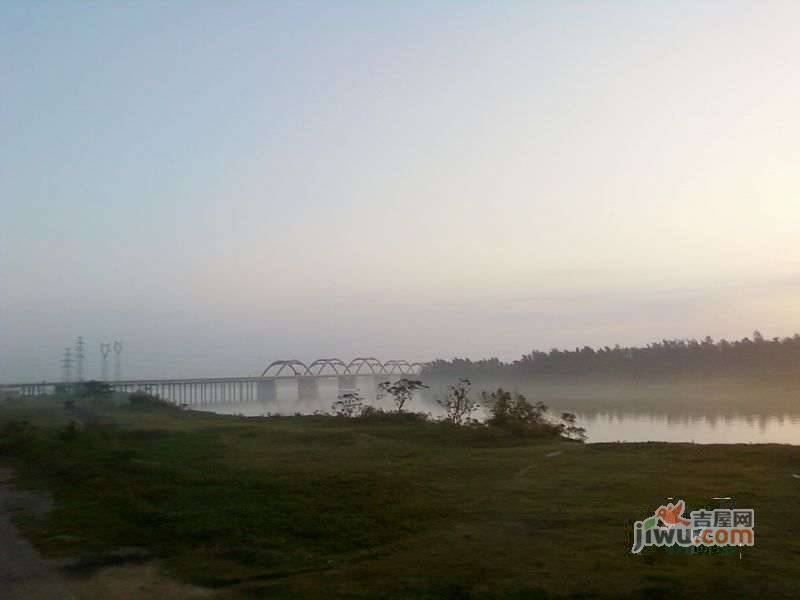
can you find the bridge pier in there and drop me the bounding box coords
[348,375,373,400]
[297,377,319,401]
[337,375,357,392]
[257,378,277,402]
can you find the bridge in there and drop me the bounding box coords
[0,357,427,406]
[262,357,426,377]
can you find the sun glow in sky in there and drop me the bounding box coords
[2,2,799,380]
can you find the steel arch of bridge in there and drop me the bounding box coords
[261,360,311,377]
[260,358,426,377]
[347,357,384,375]
[383,359,411,374]
[306,358,351,376]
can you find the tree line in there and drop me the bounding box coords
[423,331,800,378]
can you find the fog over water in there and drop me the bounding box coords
[186,375,800,445]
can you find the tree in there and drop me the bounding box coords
[424,329,800,378]
[558,412,586,441]
[377,379,428,413]
[332,392,364,417]
[437,379,479,425]
[484,388,548,428]
[482,388,557,437]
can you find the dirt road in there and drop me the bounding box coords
[0,468,73,599]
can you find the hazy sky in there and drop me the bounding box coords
[2,2,799,381]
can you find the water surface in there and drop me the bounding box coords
[193,376,800,445]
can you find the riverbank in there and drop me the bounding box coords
[1,395,799,598]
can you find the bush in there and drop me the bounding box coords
[0,420,41,454]
[436,379,480,425]
[355,406,430,423]
[128,392,172,409]
[59,420,82,441]
[557,412,587,441]
[483,388,563,437]
[359,405,381,419]
[332,392,364,417]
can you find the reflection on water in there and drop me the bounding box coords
[576,412,800,444]
[193,377,441,419]
[192,377,800,445]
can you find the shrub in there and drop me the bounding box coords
[437,379,480,425]
[483,388,561,437]
[558,412,587,441]
[128,391,172,409]
[355,406,430,423]
[359,405,381,418]
[0,420,40,454]
[332,392,364,417]
[60,420,81,441]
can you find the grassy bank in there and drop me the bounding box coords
[1,395,799,598]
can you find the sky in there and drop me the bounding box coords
[2,1,799,381]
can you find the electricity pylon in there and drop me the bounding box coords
[75,337,86,382]
[113,340,123,381]
[100,342,111,381]
[61,348,73,382]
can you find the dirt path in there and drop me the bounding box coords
[0,468,74,599]
[0,468,214,599]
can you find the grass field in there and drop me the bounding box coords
[1,394,799,598]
